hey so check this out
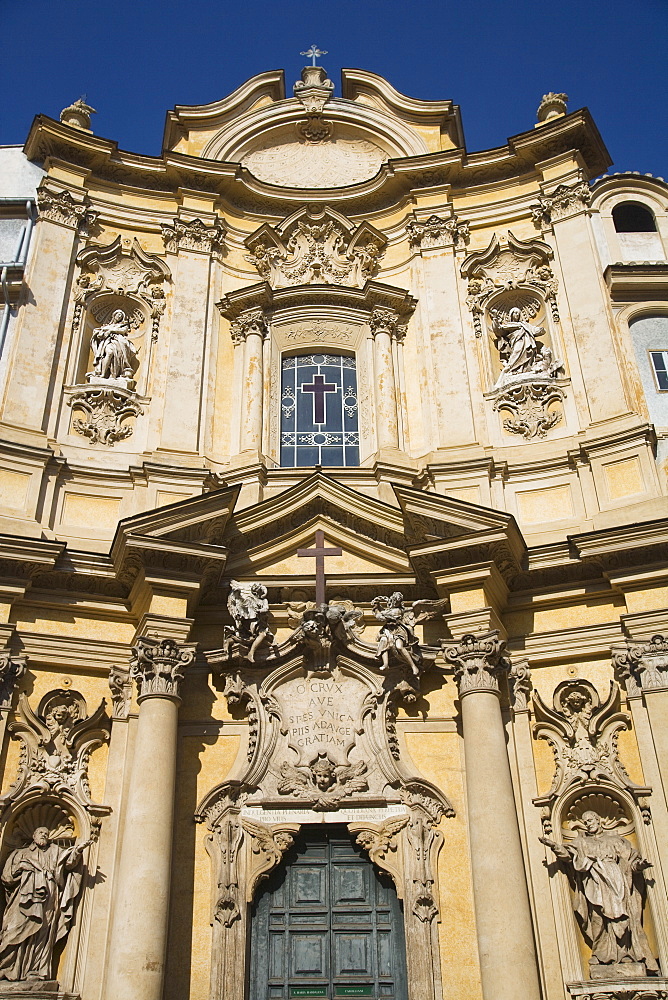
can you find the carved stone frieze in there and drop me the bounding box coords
[68,383,144,446]
[492,378,565,439]
[245,206,386,288]
[37,186,98,234]
[613,635,668,696]
[461,231,561,336]
[566,981,668,1000]
[130,636,196,702]
[406,213,470,251]
[161,217,226,255]
[533,680,642,808]
[532,180,591,227]
[1,688,109,809]
[0,653,26,711]
[442,631,511,695]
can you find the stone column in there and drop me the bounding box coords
[370,307,400,451]
[237,309,267,453]
[103,637,195,1000]
[443,632,541,1000]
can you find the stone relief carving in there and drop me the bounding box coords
[68,384,144,446]
[541,808,658,979]
[532,680,642,806]
[108,665,132,719]
[0,824,92,983]
[1,689,109,810]
[567,985,668,1000]
[509,658,532,711]
[278,755,368,810]
[161,217,226,255]
[406,213,470,251]
[130,637,196,702]
[613,635,668,697]
[37,186,98,234]
[532,180,591,227]
[442,631,511,695]
[245,206,386,288]
[283,322,355,345]
[241,137,386,189]
[0,653,26,711]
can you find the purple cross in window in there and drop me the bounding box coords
[301,374,337,424]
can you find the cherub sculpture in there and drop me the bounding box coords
[224,581,275,663]
[371,592,446,677]
[278,754,368,810]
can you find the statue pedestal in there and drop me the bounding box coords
[0,983,78,999]
[590,963,647,980]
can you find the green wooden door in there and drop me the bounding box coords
[249,825,408,1000]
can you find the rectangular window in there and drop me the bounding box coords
[281,353,359,468]
[649,350,668,391]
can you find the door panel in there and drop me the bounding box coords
[250,825,408,1000]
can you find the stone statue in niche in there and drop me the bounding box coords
[0,827,91,982]
[491,306,559,388]
[541,810,658,977]
[90,308,138,381]
[224,581,275,663]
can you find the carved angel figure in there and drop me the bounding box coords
[90,309,138,381]
[371,593,445,677]
[224,581,275,663]
[278,755,368,810]
[541,811,658,974]
[0,827,91,982]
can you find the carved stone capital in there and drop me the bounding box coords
[369,307,400,340]
[613,635,668,696]
[509,659,532,711]
[130,636,196,703]
[67,384,144,446]
[108,665,132,719]
[161,217,226,255]
[442,631,511,696]
[37,186,98,234]
[407,214,470,251]
[0,652,26,710]
[531,181,591,227]
[229,308,268,345]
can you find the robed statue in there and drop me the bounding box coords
[491,306,545,384]
[90,308,138,381]
[0,827,91,982]
[541,810,658,975]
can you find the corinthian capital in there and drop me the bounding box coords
[407,214,470,251]
[130,637,196,703]
[229,308,269,344]
[0,652,27,710]
[442,631,510,696]
[531,181,591,227]
[613,634,668,696]
[369,307,400,340]
[37,186,98,235]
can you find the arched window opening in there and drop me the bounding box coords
[280,353,359,467]
[612,202,657,233]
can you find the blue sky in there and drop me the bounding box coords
[2,0,666,178]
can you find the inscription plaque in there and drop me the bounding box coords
[277,674,367,766]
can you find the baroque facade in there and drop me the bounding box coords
[0,62,666,1000]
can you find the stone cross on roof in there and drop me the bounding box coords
[300,44,327,67]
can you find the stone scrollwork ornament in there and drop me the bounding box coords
[161,217,226,256]
[277,754,368,810]
[1,689,109,808]
[244,205,386,288]
[68,383,144,446]
[37,185,98,235]
[493,378,565,439]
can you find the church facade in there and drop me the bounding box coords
[0,59,667,1000]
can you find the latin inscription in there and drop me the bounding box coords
[277,675,367,766]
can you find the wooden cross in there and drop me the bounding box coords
[297,529,342,605]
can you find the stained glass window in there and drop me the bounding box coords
[280,353,359,467]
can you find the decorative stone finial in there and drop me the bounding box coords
[536,92,568,124]
[60,97,97,132]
